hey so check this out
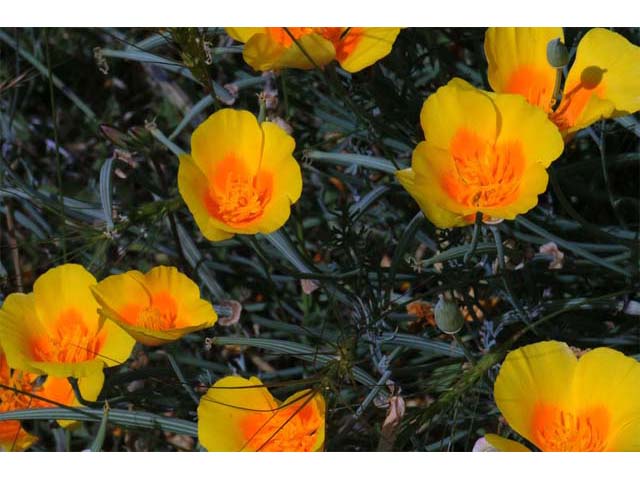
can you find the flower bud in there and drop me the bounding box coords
[434,296,464,335]
[547,38,569,68]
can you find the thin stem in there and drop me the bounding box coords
[463,212,483,264]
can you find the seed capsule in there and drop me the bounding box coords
[434,296,464,335]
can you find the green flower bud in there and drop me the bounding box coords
[547,38,569,68]
[434,296,465,335]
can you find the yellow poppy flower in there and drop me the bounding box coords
[91,265,217,346]
[225,27,336,71]
[485,27,640,136]
[487,340,640,451]
[0,264,135,379]
[226,27,400,73]
[396,78,564,228]
[197,376,325,452]
[0,344,103,447]
[178,109,302,241]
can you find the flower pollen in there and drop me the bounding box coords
[444,128,525,209]
[532,403,610,451]
[240,401,322,452]
[30,309,103,364]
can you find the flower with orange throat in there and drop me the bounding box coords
[0,344,104,449]
[0,264,135,380]
[485,340,640,452]
[178,109,302,241]
[225,27,400,73]
[396,78,564,228]
[197,376,325,452]
[91,265,217,346]
[485,27,640,137]
[225,28,336,71]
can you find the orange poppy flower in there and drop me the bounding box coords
[91,265,218,346]
[197,376,325,451]
[396,78,564,228]
[0,345,104,450]
[178,108,302,241]
[486,341,640,451]
[485,27,640,136]
[0,264,135,379]
[225,27,400,73]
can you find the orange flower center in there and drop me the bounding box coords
[505,66,556,113]
[266,28,315,47]
[30,309,103,364]
[550,67,607,132]
[0,355,38,411]
[443,128,525,210]
[120,291,178,331]
[140,292,178,330]
[319,28,364,63]
[239,400,322,452]
[204,155,273,227]
[532,403,610,451]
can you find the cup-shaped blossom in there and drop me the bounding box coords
[91,266,217,346]
[0,345,104,449]
[225,28,336,71]
[0,264,135,379]
[396,78,564,228]
[485,27,640,136]
[178,109,302,241]
[486,340,640,451]
[197,376,325,452]
[225,27,400,73]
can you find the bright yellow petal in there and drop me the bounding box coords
[0,293,42,373]
[396,146,468,228]
[177,153,236,241]
[243,32,335,71]
[251,195,293,234]
[494,93,564,169]
[91,270,151,319]
[484,434,531,452]
[33,264,100,335]
[570,347,640,451]
[494,341,577,446]
[225,27,267,43]
[191,109,263,180]
[259,121,302,204]
[420,79,498,151]
[552,28,640,134]
[276,33,335,69]
[485,27,563,112]
[96,318,136,367]
[197,376,278,452]
[332,27,400,73]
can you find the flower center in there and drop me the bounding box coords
[505,66,556,113]
[318,28,364,62]
[443,128,525,210]
[532,404,610,451]
[0,354,38,411]
[30,309,103,364]
[240,401,322,452]
[266,27,315,48]
[204,155,273,228]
